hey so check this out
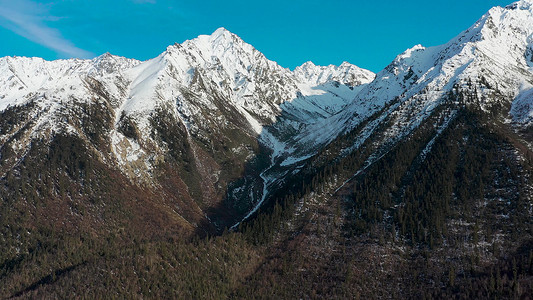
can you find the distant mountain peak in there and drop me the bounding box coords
[96,52,114,59]
[299,61,317,68]
[339,61,355,67]
[294,60,375,87]
[210,27,232,38]
[202,27,238,47]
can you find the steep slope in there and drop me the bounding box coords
[231,1,533,298]
[277,0,533,231]
[358,0,533,132]
[285,0,533,186]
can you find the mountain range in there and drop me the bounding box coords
[1,1,532,298]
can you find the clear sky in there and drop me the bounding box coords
[0,0,513,72]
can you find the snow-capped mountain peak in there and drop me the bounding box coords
[506,0,533,10]
[178,27,261,64]
[208,27,236,45]
[319,0,533,172]
[88,52,140,75]
[294,60,375,87]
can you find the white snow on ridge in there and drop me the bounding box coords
[511,84,533,125]
[0,54,138,111]
[333,0,533,147]
[262,0,533,192]
[294,61,375,87]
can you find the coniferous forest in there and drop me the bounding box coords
[1,96,532,298]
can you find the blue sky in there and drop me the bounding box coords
[0,0,512,72]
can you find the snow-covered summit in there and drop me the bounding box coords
[120,27,376,137]
[346,0,533,126]
[506,0,533,10]
[166,27,281,77]
[186,27,245,52]
[88,52,140,76]
[121,27,299,133]
[0,53,138,111]
[289,0,533,176]
[294,61,375,87]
